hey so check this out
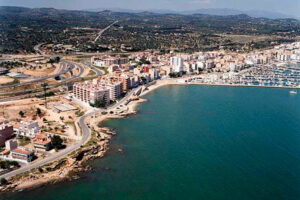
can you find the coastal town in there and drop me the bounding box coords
[0,38,300,190]
[1,1,300,199]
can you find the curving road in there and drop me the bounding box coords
[0,85,141,179]
[0,33,139,179]
[0,111,92,179]
[0,61,84,103]
[0,61,83,90]
[81,59,103,76]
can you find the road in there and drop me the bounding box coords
[0,61,84,103]
[81,59,103,76]
[94,21,118,43]
[0,84,141,179]
[0,60,83,90]
[0,34,140,179]
[0,111,92,179]
[33,43,48,56]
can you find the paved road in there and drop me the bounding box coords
[0,37,140,179]
[94,21,118,43]
[0,61,78,90]
[0,85,141,179]
[33,43,48,56]
[0,61,84,103]
[0,111,92,179]
[81,59,103,76]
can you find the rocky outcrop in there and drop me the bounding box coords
[0,127,117,193]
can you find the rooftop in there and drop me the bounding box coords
[12,148,32,155]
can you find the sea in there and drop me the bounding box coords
[2,85,300,200]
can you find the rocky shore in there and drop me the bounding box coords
[0,125,116,193]
[0,80,168,193]
[0,97,149,193]
[0,78,297,193]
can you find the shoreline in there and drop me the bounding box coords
[0,79,298,193]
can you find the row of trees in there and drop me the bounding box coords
[47,57,60,64]
[90,98,107,108]
[169,72,182,78]
[18,108,44,118]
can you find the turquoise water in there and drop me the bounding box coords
[2,85,300,200]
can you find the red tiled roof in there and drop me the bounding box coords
[33,139,51,145]
[0,149,10,155]
[12,148,32,155]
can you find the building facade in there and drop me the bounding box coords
[73,81,110,105]
[14,121,39,138]
[170,56,183,73]
[0,123,13,146]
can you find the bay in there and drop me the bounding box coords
[3,85,300,200]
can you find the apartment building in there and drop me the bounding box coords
[119,74,131,91]
[97,77,123,100]
[32,133,51,152]
[149,68,159,80]
[11,148,34,163]
[0,122,13,146]
[92,56,128,67]
[73,81,110,105]
[1,140,34,163]
[14,120,39,138]
[170,56,183,73]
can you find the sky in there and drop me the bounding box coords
[1,0,300,17]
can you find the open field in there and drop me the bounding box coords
[0,76,15,85]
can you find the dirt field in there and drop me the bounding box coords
[0,76,14,85]
[0,96,84,140]
[11,64,58,77]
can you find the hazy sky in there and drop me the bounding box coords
[1,0,300,17]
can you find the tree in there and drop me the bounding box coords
[140,76,147,83]
[19,111,25,118]
[91,98,107,108]
[0,178,8,185]
[54,56,60,63]
[51,135,63,150]
[169,72,181,78]
[47,57,60,64]
[36,108,42,117]
[41,83,49,108]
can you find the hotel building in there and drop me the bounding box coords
[73,81,110,105]
[170,56,183,73]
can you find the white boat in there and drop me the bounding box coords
[289,90,297,94]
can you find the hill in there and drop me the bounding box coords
[0,6,299,54]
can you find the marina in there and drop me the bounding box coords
[185,63,300,88]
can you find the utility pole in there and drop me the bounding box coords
[41,83,48,108]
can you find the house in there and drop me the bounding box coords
[0,140,34,163]
[11,148,34,163]
[14,120,39,138]
[32,133,51,151]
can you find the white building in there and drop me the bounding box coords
[73,81,110,105]
[106,82,122,100]
[0,140,34,163]
[170,56,183,73]
[149,68,159,80]
[228,62,237,72]
[197,61,206,70]
[14,121,39,138]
